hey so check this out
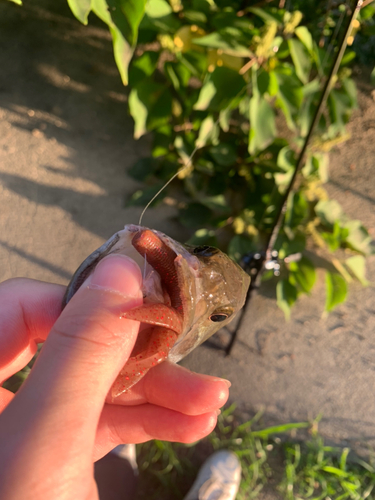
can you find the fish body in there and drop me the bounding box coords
[64,225,250,395]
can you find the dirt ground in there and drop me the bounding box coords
[1,0,375,470]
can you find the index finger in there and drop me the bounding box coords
[0,278,65,384]
[110,361,230,416]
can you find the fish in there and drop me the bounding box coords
[63,224,250,396]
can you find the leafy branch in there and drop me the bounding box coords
[6,0,374,316]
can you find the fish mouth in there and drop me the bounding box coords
[124,225,197,321]
[63,223,198,395]
[110,225,198,395]
[132,228,184,313]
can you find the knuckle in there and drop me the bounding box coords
[51,311,117,351]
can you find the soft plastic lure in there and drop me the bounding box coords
[63,225,250,396]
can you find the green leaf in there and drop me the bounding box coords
[325,272,347,312]
[128,157,159,181]
[107,0,147,45]
[192,32,253,57]
[299,93,315,138]
[184,9,207,24]
[200,195,230,212]
[257,71,270,95]
[143,0,180,31]
[152,126,173,157]
[5,0,22,4]
[174,135,193,167]
[248,7,283,25]
[289,256,316,293]
[179,203,212,228]
[343,220,373,255]
[126,184,166,206]
[284,191,308,230]
[228,235,255,263]
[194,67,245,111]
[360,3,375,20]
[146,88,172,131]
[146,0,172,17]
[187,228,218,247]
[209,143,237,166]
[295,26,313,52]
[317,153,329,182]
[288,38,311,84]
[128,80,166,138]
[92,0,147,84]
[302,78,321,97]
[371,66,375,87]
[315,199,344,227]
[345,256,370,286]
[248,94,276,154]
[277,279,297,320]
[128,87,149,139]
[302,153,329,182]
[276,39,290,59]
[341,77,357,108]
[195,116,220,148]
[67,0,92,24]
[179,51,208,77]
[129,51,159,86]
[274,146,296,191]
[195,159,215,176]
[165,61,190,90]
[109,25,135,85]
[321,231,340,252]
[321,220,350,253]
[302,154,317,178]
[341,50,356,66]
[211,9,240,31]
[276,232,306,260]
[219,107,231,132]
[268,70,279,95]
[327,89,351,136]
[274,69,303,130]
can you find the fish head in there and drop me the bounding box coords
[167,242,250,362]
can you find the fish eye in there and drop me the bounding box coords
[193,245,219,257]
[210,313,230,322]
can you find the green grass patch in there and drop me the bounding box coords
[136,405,375,500]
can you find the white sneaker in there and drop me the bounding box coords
[183,450,241,500]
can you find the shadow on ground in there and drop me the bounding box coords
[0,0,152,239]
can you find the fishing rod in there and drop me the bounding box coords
[225,0,364,355]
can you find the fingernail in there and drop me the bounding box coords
[87,254,142,297]
[211,377,231,388]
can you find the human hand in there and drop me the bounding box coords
[0,255,229,500]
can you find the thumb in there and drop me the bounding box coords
[18,254,143,424]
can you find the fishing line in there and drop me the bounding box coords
[138,85,249,226]
[137,2,349,227]
[138,143,200,226]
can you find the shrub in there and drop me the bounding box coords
[7,0,374,315]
